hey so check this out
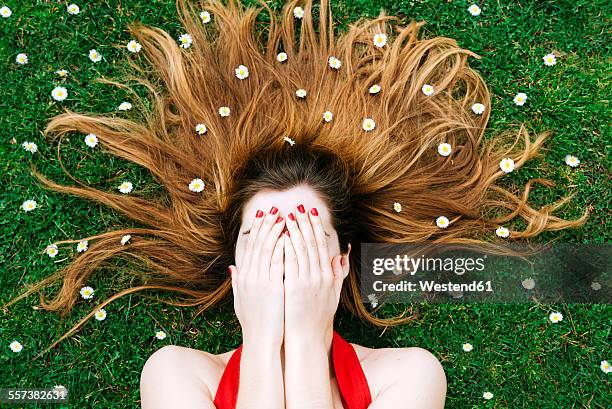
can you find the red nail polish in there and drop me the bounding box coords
[255,210,264,218]
[297,204,305,213]
[285,230,290,237]
[288,212,295,221]
[270,206,278,215]
[275,216,283,223]
[228,266,233,274]
[310,207,319,216]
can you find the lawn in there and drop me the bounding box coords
[1,0,610,408]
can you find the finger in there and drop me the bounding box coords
[229,265,239,300]
[308,207,333,279]
[295,204,319,278]
[286,211,309,278]
[258,215,286,279]
[284,231,298,281]
[270,235,285,282]
[243,208,266,269]
[250,206,280,279]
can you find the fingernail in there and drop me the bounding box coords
[285,230,290,237]
[270,206,278,215]
[228,266,233,274]
[340,257,345,266]
[275,216,283,224]
[255,210,264,218]
[288,212,296,221]
[310,207,319,216]
[297,204,305,213]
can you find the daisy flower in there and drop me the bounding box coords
[468,4,481,16]
[178,33,193,49]
[45,244,59,258]
[591,281,601,291]
[218,106,230,117]
[421,83,434,96]
[436,216,450,229]
[0,6,12,18]
[16,53,28,64]
[84,133,98,148]
[548,311,563,323]
[200,11,211,24]
[393,202,402,213]
[362,118,376,132]
[195,123,207,135]
[369,84,381,94]
[564,154,580,167]
[118,181,133,194]
[67,4,80,15]
[322,111,333,122]
[328,56,341,69]
[88,49,102,62]
[21,199,37,212]
[499,157,515,173]
[51,86,68,101]
[495,226,510,238]
[189,178,205,192]
[276,52,288,63]
[9,341,23,353]
[293,6,304,19]
[22,141,38,153]
[521,277,536,290]
[79,286,94,299]
[94,308,107,321]
[118,101,132,111]
[438,142,452,157]
[462,343,473,352]
[76,240,88,253]
[367,293,379,308]
[482,391,493,400]
[235,64,249,80]
[543,53,557,66]
[601,360,611,374]
[513,92,527,106]
[155,330,167,340]
[55,69,69,77]
[127,40,142,53]
[284,136,295,146]
[373,33,387,48]
[53,386,67,399]
[295,88,307,98]
[121,234,131,245]
[471,102,485,115]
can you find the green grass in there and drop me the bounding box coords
[1,0,610,407]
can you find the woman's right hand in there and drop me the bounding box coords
[230,206,286,348]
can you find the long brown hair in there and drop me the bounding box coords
[6,0,587,353]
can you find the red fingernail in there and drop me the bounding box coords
[310,207,319,216]
[270,206,278,215]
[228,266,233,274]
[288,212,295,221]
[275,216,283,223]
[255,210,264,218]
[285,230,290,237]
[297,204,305,213]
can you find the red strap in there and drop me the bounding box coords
[213,345,242,409]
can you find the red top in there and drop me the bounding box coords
[213,330,372,409]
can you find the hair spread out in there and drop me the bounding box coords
[7,0,587,353]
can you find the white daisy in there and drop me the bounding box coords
[189,178,205,192]
[55,69,69,77]
[482,391,493,400]
[601,360,611,374]
[67,4,80,15]
[199,11,211,24]
[235,64,249,80]
[45,244,59,258]
[521,277,536,290]
[495,226,510,238]
[178,33,193,49]
[471,102,485,115]
[393,202,402,213]
[296,88,307,98]
[373,33,387,48]
[84,133,98,148]
[9,340,23,353]
[322,111,333,122]
[590,281,601,291]
[51,86,68,101]
[88,49,102,62]
[436,216,449,229]
[564,154,580,167]
[195,123,207,135]
[218,106,230,117]
[155,330,167,340]
[284,136,295,146]
[16,53,28,64]
[369,84,381,94]
[94,308,107,321]
[118,181,133,194]
[127,40,142,53]
[118,101,132,111]
[0,6,12,18]
[362,118,376,132]
[543,53,557,66]
[293,6,304,19]
[120,234,131,245]
[462,343,473,352]
[421,83,434,96]
[438,142,452,157]
[276,52,288,63]
[21,199,37,212]
[499,157,515,173]
[79,286,94,299]
[468,4,481,16]
[76,239,88,252]
[328,56,341,69]
[367,293,379,308]
[513,92,527,106]
[548,311,563,323]
[53,386,68,399]
[22,141,38,153]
